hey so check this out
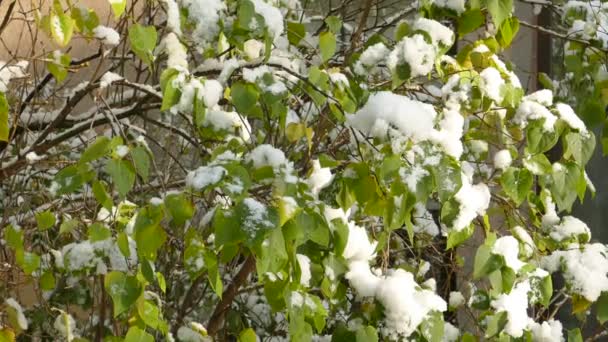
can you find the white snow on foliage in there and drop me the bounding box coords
[202,110,251,140]
[248,144,288,170]
[5,298,28,330]
[411,18,454,46]
[449,291,465,308]
[329,206,446,339]
[491,281,532,338]
[99,72,123,89]
[513,100,557,131]
[529,319,563,342]
[354,43,389,75]
[348,91,437,141]
[492,236,526,272]
[54,312,76,341]
[181,0,226,44]
[430,0,466,13]
[555,103,588,134]
[186,165,225,190]
[542,243,608,302]
[251,0,284,41]
[61,237,137,274]
[388,34,436,78]
[550,216,590,242]
[93,25,120,46]
[452,175,491,231]
[480,67,505,103]
[493,149,512,170]
[524,89,553,106]
[162,33,188,69]
[412,202,439,236]
[296,254,312,286]
[307,160,333,196]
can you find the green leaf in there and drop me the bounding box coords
[500,167,533,205]
[133,205,166,261]
[231,82,259,114]
[551,162,585,212]
[0,93,9,142]
[108,0,127,20]
[523,154,552,175]
[92,180,113,210]
[47,51,71,83]
[474,245,504,279]
[485,311,508,338]
[325,16,342,34]
[446,224,474,249]
[526,119,559,154]
[137,301,160,329]
[16,250,40,275]
[124,327,153,342]
[129,24,157,66]
[239,328,257,342]
[496,17,519,47]
[539,274,553,307]
[567,328,582,342]
[160,73,181,111]
[486,0,513,27]
[88,222,111,241]
[104,271,142,317]
[355,326,378,342]
[256,226,288,276]
[105,159,136,198]
[458,9,484,37]
[597,292,608,324]
[50,12,75,47]
[4,225,23,250]
[71,6,99,35]
[36,211,56,231]
[286,21,306,46]
[80,136,111,164]
[420,312,444,342]
[40,271,56,290]
[564,131,596,166]
[319,31,336,63]
[165,192,194,226]
[131,146,151,182]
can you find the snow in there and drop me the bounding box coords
[93,25,120,46]
[52,15,65,42]
[550,216,590,242]
[181,0,225,43]
[529,320,563,342]
[524,89,553,106]
[555,103,588,134]
[247,144,289,171]
[307,160,333,196]
[491,281,532,338]
[296,254,312,286]
[493,149,512,170]
[242,198,274,239]
[541,191,560,227]
[452,176,491,231]
[513,225,535,256]
[54,312,76,341]
[0,60,27,92]
[162,33,188,69]
[412,202,439,236]
[99,72,123,89]
[177,326,205,342]
[432,108,464,158]
[343,223,377,262]
[160,0,181,35]
[411,18,454,46]
[61,237,137,274]
[116,145,129,158]
[493,236,526,272]
[449,291,465,308]
[5,298,28,330]
[186,166,226,190]
[375,269,447,339]
[513,100,557,131]
[251,0,284,41]
[443,322,460,341]
[542,243,608,302]
[348,91,437,142]
[243,39,264,59]
[201,80,223,108]
[388,34,436,78]
[202,110,251,140]
[400,165,429,192]
[480,67,505,103]
[25,151,43,164]
[354,43,389,75]
[430,0,466,13]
